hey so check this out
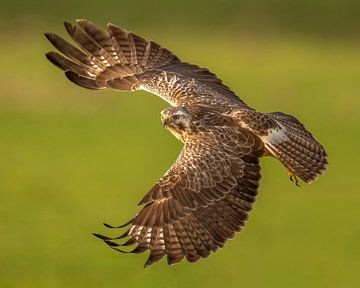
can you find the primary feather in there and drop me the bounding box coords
[45,20,328,266]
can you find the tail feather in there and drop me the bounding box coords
[265,112,328,183]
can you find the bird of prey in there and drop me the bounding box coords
[45,19,328,267]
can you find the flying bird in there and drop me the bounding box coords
[45,20,328,267]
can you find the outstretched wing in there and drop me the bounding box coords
[45,19,249,108]
[94,126,264,266]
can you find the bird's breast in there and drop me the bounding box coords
[166,125,187,142]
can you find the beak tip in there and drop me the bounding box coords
[161,114,170,127]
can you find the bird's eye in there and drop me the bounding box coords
[173,115,180,120]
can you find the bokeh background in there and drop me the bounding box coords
[1,1,359,287]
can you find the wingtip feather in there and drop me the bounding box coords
[93,233,112,241]
[44,32,52,40]
[76,19,95,29]
[75,18,88,24]
[45,51,58,66]
[45,51,69,72]
[65,71,104,90]
[44,32,59,46]
[103,219,133,228]
[64,21,77,35]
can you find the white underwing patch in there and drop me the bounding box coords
[261,123,289,145]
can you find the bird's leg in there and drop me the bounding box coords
[288,170,300,187]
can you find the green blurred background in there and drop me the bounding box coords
[0,0,359,287]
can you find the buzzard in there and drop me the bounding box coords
[45,20,328,267]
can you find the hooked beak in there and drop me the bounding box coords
[161,113,170,127]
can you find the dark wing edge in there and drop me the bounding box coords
[44,19,248,107]
[94,131,263,267]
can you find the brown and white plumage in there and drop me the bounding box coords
[45,19,247,108]
[102,107,264,266]
[45,20,328,266]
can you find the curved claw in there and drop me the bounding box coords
[288,171,301,187]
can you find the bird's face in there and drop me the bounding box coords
[160,107,192,141]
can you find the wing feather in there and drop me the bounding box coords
[95,125,264,266]
[45,19,249,108]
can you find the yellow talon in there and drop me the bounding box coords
[288,171,301,187]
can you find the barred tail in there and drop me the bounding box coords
[264,112,328,183]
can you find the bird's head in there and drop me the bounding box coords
[160,107,193,141]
